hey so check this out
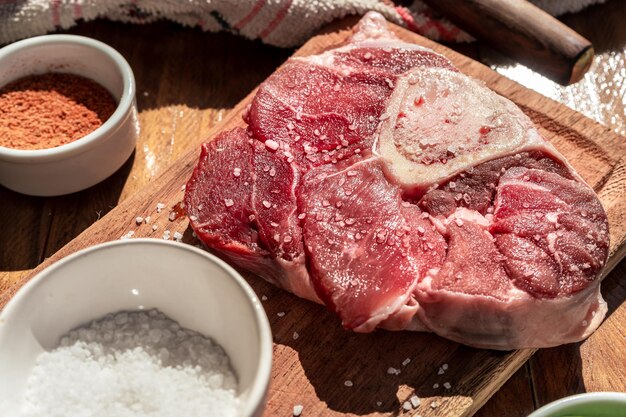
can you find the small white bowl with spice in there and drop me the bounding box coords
[0,239,273,417]
[0,34,138,196]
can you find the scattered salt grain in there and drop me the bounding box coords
[402,358,411,366]
[433,383,440,389]
[387,367,401,375]
[438,367,445,375]
[120,231,135,240]
[403,401,412,411]
[430,401,439,409]
[261,295,268,301]
[442,363,448,370]
[145,216,152,224]
[168,211,177,221]
[265,139,279,151]
[135,216,144,225]
[410,395,421,408]
[277,312,286,318]
[173,232,183,242]
[293,332,299,340]
[293,405,304,416]
[152,224,158,231]
[233,168,241,177]
[156,203,166,213]
[21,309,240,417]
[443,382,452,390]
[224,199,234,207]
[344,380,353,387]
[162,230,170,240]
[180,184,186,191]
[262,200,272,209]
[376,401,382,407]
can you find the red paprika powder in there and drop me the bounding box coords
[0,73,117,150]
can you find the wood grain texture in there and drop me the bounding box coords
[1,14,625,417]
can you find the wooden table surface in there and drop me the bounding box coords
[1,1,625,416]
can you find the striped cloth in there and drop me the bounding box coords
[0,0,607,47]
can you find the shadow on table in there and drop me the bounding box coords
[63,20,293,112]
[524,263,624,408]
[0,151,135,271]
[179,229,571,416]
[273,303,580,416]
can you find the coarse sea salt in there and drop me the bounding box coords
[20,309,240,417]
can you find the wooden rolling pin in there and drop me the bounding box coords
[421,0,594,85]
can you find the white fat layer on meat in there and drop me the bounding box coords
[292,41,432,78]
[316,156,380,181]
[353,276,421,333]
[429,216,448,236]
[378,299,430,332]
[375,67,569,190]
[350,10,399,42]
[428,208,492,237]
[449,207,492,228]
[546,232,559,253]
[276,256,321,303]
[415,275,607,349]
[545,212,560,224]
[503,179,554,193]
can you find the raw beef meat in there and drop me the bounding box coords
[185,12,609,349]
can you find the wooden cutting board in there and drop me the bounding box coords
[2,18,626,417]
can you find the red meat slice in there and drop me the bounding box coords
[185,129,317,301]
[492,166,609,297]
[298,158,445,332]
[184,128,268,271]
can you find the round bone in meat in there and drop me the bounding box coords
[377,67,550,194]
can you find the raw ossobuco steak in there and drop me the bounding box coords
[185,12,609,350]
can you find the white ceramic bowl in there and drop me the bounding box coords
[0,239,273,417]
[0,34,138,196]
[528,392,626,417]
